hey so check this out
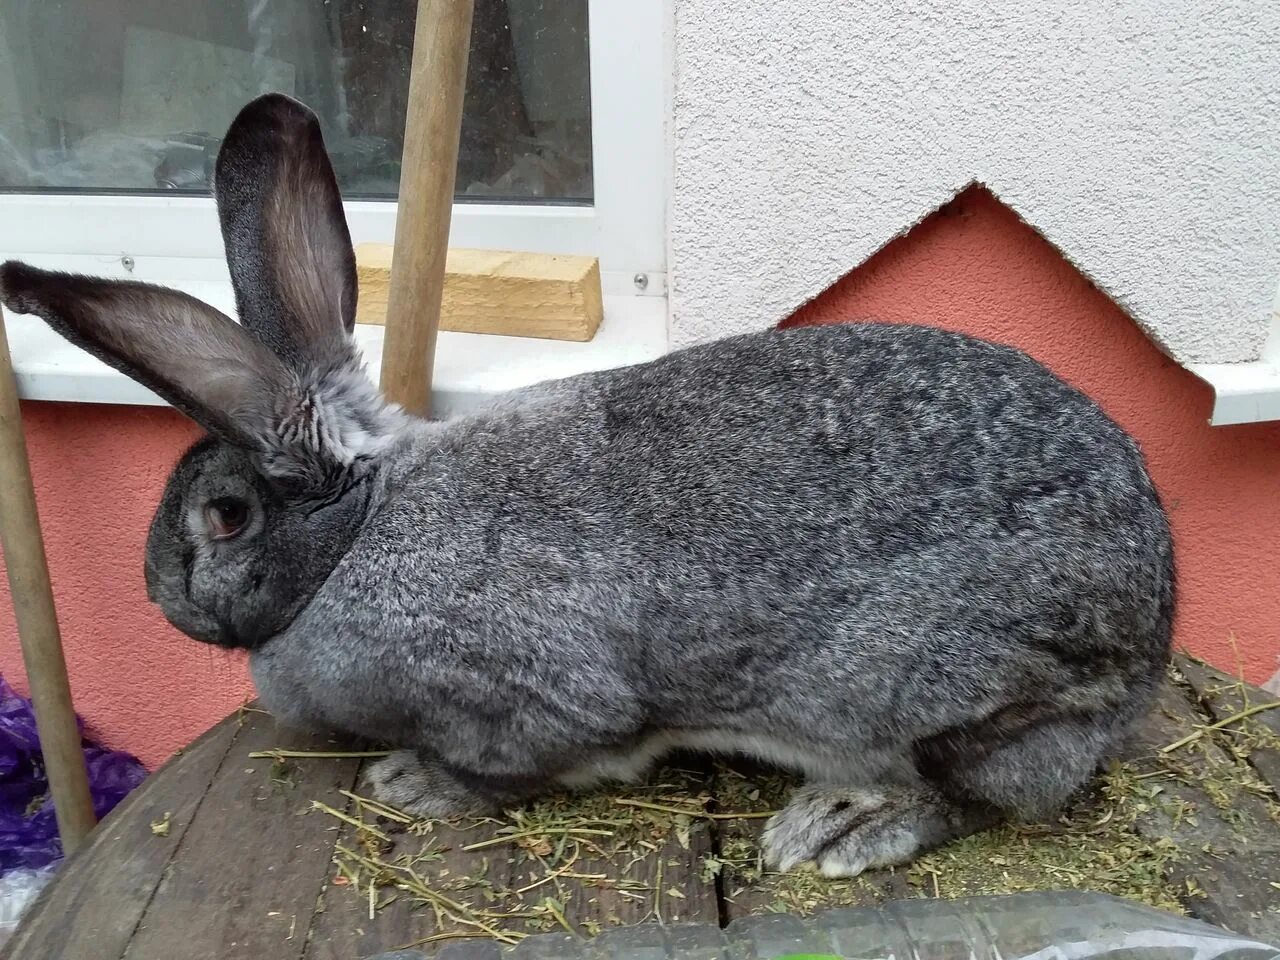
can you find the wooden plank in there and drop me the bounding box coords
[1130,678,1279,849]
[121,713,362,960]
[13,677,1280,957]
[1126,679,1280,938]
[1125,681,1276,851]
[305,763,516,960]
[1177,656,1280,797]
[500,766,719,933]
[356,244,604,343]
[1165,848,1280,941]
[306,763,717,956]
[0,716,239,960]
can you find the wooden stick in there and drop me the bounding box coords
[0,312,96,852]
[379,0,476,417]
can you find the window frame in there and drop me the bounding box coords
[0,1,668,295]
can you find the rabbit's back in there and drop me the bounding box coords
[464,322,1168,609]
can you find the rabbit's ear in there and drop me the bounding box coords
[213,93,357,372]
[0,262,294,450]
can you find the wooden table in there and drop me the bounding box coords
[4,656,1278,960]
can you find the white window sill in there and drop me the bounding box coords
[1187,314,1280,426]
[1,282,669,418]
[8,264,1277,429]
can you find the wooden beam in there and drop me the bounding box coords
[355,244,604,342]
[378,0,476,417]
[0,311,96,853]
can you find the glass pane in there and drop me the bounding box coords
[0,0,592,202]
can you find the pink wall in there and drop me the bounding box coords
[783,186,1280,686]
[0,185,1276,768]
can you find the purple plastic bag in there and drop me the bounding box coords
[0,675,147,874]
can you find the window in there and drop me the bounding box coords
[0,1,665,290]
[1,0,592,202]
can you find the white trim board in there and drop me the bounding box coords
[1187,314,1280,427]
[0,195,667,295]
[2,291,670,419]
[1186,283,1280,426]
[7,281,1277,426]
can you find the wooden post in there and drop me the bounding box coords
[379,0,476,417]
[0,312,96,853]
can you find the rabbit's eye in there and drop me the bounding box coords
[204,497,250,541]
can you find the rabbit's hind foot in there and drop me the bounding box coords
[761,782,993,878]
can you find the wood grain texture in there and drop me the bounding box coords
[307,763,718,957]
[1127,682,1276,849]
[121,714,362,960]
[1127,678,1280,940]
[1179,657,1280,797]
[356,244,604,342]
[0,719,237,960]
[0,312,96,850]
[7,660,1280,957]
[497,766,720,933]
[378,0,475,417]
[305,758,514,960]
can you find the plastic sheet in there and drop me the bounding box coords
[367,892,1280,960]
[0,675,147,873]
[0,866,55,950]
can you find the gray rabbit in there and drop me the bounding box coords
[0,94,1174,878]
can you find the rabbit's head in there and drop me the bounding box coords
[0,94,403,649]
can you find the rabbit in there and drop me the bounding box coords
[0,93,1175,878]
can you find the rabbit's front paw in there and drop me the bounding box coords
[365,750,498,819]
[762,783,975,878]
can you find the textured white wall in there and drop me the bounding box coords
[669,0,1280,363]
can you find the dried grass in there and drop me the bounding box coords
[269,664,1279,941]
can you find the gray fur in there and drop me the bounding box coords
[0,94,1175,877]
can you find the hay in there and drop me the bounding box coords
[311,768,719,943]
[1162,700,1280,754]
[275,665,1279,941]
